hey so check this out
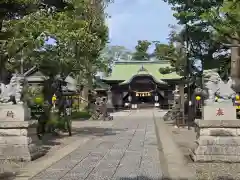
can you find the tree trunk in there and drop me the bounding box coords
[230,35,240,92]
[0,19,6,84]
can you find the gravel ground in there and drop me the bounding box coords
[165,120,240,180]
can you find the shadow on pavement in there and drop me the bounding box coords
[36,126,126,156]
[71,127,126,137]
[41,133,62,146]
[119,176,235,180]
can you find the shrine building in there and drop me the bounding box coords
[102,60,183,109]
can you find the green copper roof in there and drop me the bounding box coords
[103,60,181,81]
[93,78,110,90]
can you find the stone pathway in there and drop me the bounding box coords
[28,109,163,180]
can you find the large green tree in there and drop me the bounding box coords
[0,0,39,82]
[132,40,151,60]
[163,0,231,78]
[153,42,175,60]
[200,0,240,78]
[2,0,109,82]
[153,40,187,76]
[201,0,240,41]
[0,0,110,106]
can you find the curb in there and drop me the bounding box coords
[13,136,92,180]
[154,114,170,179]
[154,116,195,180]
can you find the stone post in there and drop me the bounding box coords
[192,103,240,162]
[106,89,114,112]
[230,38,240,92]
[0,104,44,161]
[179,83,185,124]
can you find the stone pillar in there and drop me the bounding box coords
[179,84,185,123]
[0,104,44,161]
[118,93,123,107]
[230,38,240,92]
[106,89,114,112]
[192,104,240,162]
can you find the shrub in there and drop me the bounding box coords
[71,111,91,119]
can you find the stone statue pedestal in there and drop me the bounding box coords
[192,104,240,162]
[0,104,45,161]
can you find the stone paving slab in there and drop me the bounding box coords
[112,151,142,179]
[29,109,163,180]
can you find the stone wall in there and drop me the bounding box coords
[192,120,240,162]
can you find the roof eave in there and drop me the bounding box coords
[119,74,167,85]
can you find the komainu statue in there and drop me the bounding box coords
[0,74,25,104]
[202,69,235,104]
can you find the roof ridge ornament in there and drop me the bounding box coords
[137,65,148,74]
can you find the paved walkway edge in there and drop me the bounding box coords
[154,116,195,180]
[153,114,170,179]
[14,137,92,180]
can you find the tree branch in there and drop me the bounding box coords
[208,19,240,41]
[222,43,240,47]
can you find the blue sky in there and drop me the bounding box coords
[106,0,177,51]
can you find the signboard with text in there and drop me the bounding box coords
[203,103,237,120]
[136,92,151,97]
[30,105,44,119]
[0,105,28,121]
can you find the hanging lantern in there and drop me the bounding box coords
[128,95,132,102]
[52,94,57,104]
[236,95,240,100]
[195,96,201,101]
[155,95,159,101]
[52,94,57,108]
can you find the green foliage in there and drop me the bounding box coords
[162,0,234,78]
[201,0,240,41]
[47,112,59,126]
[159,67,175,74]
[0,0,109,86]
[152,40,187,76]
[0,0,110,130]
[154,42,175,60]
[71,111,91,120]
[26,85,44,104]
[0,0,39,81]
[132,40,151,60]
[56,118,66,130]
